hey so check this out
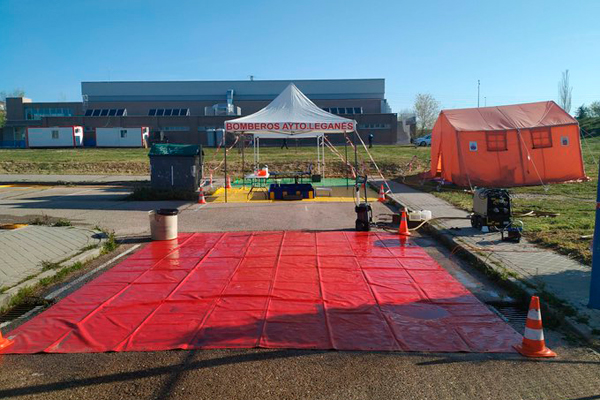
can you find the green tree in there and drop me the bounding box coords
[575,104,589,119]
[589,101,600,118]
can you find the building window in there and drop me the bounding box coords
[25,107,73,120]
[561,136,569,146]
[52,130,59,139]
[357,123,390,130]
[148,108,189,116]
[486,131,507,151]
[120,129,127,138]
[85,109,127,117]
[531,128,552,149]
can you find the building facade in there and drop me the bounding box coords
[2,79,410,147]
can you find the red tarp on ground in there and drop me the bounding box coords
[2,231,521,354]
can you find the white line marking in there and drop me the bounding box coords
[193,204,208,212]
[45,244,141,300]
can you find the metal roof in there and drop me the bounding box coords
[81,79,385,102]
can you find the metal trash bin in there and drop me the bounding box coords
[149,144,203,192]
[149,208,179,240]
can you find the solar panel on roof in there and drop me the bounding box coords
[164,109,172,116]
[92,109,101,116]
[108,109,117,116]
[181,109,189,116]
[84,110,93,116]
[100,109,109,116]
[149,109,156,116]
[171,109,180,116]
[116,109,125,116]
[156,109,164,116]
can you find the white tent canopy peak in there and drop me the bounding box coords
[225,83,356,136]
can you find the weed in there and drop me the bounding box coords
[28,214,51,226]
[40,260,61,271]
[102,231,118,254]
[53,218,72,227]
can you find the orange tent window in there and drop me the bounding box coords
[531,128,552,149]
[486,131,507,151]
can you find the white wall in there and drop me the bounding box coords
[27,127,82,147]
[96,127,146,147]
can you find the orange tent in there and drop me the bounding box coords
[429,101,586,187]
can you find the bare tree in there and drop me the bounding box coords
[413,93,440,137]
[558,69,572,113]
[0,88,25,102]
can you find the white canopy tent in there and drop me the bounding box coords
[225,83,357,176]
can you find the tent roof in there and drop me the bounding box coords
[441,101,577,132]
[225,83,356,136]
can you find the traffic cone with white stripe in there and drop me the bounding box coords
[514,296,556,358]
[399,210,411,236]
[0,329,13,351]
[225,176,232,189]
[198,187,207,204]
[378,185,386,202]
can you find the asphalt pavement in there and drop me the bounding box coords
[0,184,599,399]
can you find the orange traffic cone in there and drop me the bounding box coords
[225,176,232,189]
[399,210,411,236]
[514,296,556,358]
[198,187,207,204]
[0,329,13,351]
[378,185,386,202]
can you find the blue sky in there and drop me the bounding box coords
[1,0,599,113]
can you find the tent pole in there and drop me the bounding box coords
[316,136,320,176]
[345,136,348,188]
[241,133,245,189]
[322,134,325,179]
[224,132,228,203]
[353,130,358,184]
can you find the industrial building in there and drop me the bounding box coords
[1,79,411,148]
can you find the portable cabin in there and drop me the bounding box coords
[429,101,586,187]
[26,126,83,148]
[95,127,149,147]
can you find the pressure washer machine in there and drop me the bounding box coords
[470,188,522,242]
[354,176,373,231]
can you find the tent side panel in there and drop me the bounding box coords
[537,124,586,183]
[429,115,444,177]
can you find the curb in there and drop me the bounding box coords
[0,233,106,309]
[369,180,598,346]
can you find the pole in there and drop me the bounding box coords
[353,130,358,184]
[588,160,600,308]
[477,80,480,108]
[241,134,245,189]
[224,132,228,203]
[345,136,348,188]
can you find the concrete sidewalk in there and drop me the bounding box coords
[0,174,149,185]
[375,179,600,337]
[0,225,101,290]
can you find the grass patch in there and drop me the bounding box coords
[127,186,198,201]
[52,218,72,227]
[28,215,73,227]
